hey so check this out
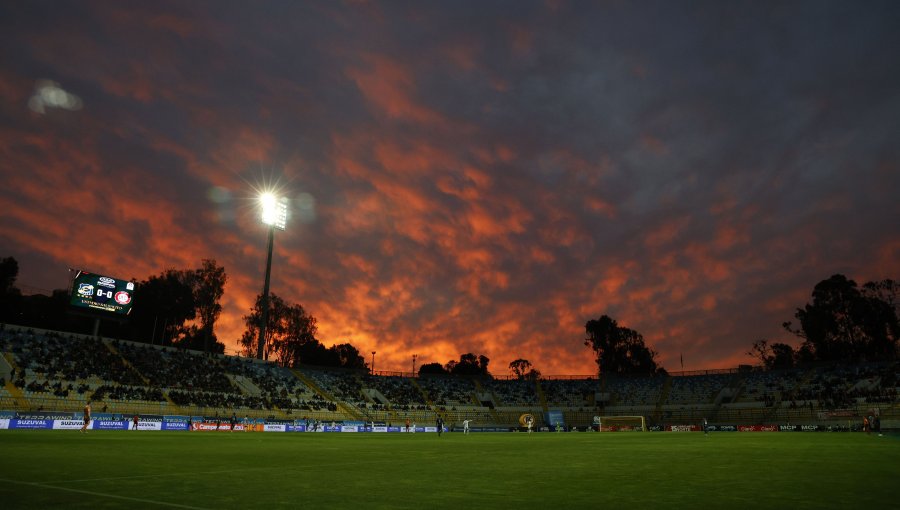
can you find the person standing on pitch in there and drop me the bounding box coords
[132,414,139,430]
[703,417,709,435]
[463,419,471,435]
[436,416,444,437]
[80,401,91,433]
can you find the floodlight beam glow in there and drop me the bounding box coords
[260,193,288,230]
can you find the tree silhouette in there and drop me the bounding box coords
[509,358,541,379]
[129,269,196,346]
[747,339,796,369]
[0,257,22,323]
[783,274,899,362]
[418,362,447,375]
[446,353,490,375]
[239,293,317,365]
[584,315,663,375]
[190,259,227,353]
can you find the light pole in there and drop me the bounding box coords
[412,353,417,375]
[371,351,376,374]
[256,193,288,361]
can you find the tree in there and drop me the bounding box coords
[525,367,542,380]
[326,343,367,370]
[418,362,448,375]
[177,325,225,354]
[446,353,490,376]
[190,259,227,353]
[860,279,900,358]
[0,256,18,294]
[0,256,22,323]
[747,339,796,369]
[238,294,368,368]
[509,359,533,379]
[783,274,899,362]
[584,315,663,375]
[239,293,321,366]
[240,294,293,362]
[276,302,319,366]
[129,269,196,346]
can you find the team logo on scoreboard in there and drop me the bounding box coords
[126,282,135,290]
[114,291,131,305]
[98,277,116,288]
[77,283,94,296]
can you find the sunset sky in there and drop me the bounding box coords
[1,1,898,375]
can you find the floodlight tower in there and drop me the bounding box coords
[257,193,288,360]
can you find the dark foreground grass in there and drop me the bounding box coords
[1,430,898,509]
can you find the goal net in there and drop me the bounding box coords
[593,415,646,432]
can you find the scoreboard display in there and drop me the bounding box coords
[69,270,135,316]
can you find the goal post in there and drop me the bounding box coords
[593,415,646,432]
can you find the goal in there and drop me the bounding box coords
[593,415,646,432]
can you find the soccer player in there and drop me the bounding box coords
[436,416,444,437]
[132,414,139,430]
[405,418,410,433]
[230,412,237,432]
[527,416,534,433]
[703,417,708,435]
[80,401,91,433]
[243,415,250,432]
[463,419,471,435]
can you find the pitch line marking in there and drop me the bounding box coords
[38,458,395,485]
[38,467,261,484]
[0,478,210,509]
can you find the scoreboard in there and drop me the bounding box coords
[69,270,136,316]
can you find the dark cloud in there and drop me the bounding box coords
[1,0,898,374]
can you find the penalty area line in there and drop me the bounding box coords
[0,478,210,510]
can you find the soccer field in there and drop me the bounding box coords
[1,431,897,509]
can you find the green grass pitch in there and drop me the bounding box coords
[1,430,897,509]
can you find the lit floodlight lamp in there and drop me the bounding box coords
[260,193,288,230]
[256,192,288,360]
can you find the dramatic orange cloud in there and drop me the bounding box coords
[2,1,898,377]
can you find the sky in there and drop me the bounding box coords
[1,0,898,376]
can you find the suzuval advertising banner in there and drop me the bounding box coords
[10,419,54,429]
[94,420,129,431]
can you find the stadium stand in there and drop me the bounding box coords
[1,323,898,430]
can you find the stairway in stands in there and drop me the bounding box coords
[1,352,27,410]
[289,368,364,420]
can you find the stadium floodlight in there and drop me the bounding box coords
[260,193,288,230]
[256,193,288,360]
